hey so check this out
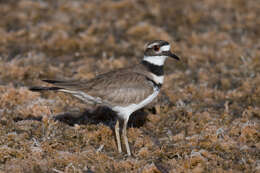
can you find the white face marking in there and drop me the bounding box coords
[143,55,167,66]
[147,43,159,49]
[112,88,160,120]
[160,45,170,51]
[151,74,164,84]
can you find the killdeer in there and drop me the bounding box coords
[30,40,180,156]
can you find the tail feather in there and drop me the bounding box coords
[42,79,68,84]
[30,79,81,92]
[41,79,82,89]
[29,86,62,92]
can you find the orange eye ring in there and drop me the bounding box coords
[153,45,160,51]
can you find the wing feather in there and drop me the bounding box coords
[43,69,155,107]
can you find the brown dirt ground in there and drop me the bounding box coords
[0,0,259,172]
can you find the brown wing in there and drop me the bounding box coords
[44,68,155,107]
[86,72,154,107]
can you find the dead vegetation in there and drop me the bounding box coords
[0,0,259,172]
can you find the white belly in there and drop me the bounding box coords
[112,88,160,120]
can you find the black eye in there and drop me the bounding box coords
[153,45,160,51]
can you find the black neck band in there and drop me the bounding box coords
[142,60,164,76]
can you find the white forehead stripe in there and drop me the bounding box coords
[160,45,171,51]
[143,56,167,66]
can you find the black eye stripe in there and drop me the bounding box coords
[160,42,169,46]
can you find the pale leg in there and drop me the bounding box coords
[122,118,131,156]
[115,119,122,153]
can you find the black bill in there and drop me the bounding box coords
[163,51,180,61]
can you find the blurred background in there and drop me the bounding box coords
[0,0,259,172]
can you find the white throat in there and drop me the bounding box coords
[143,56,167,66]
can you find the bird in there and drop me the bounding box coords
[29,40,180,156]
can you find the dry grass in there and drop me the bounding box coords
[0,0,259,172]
